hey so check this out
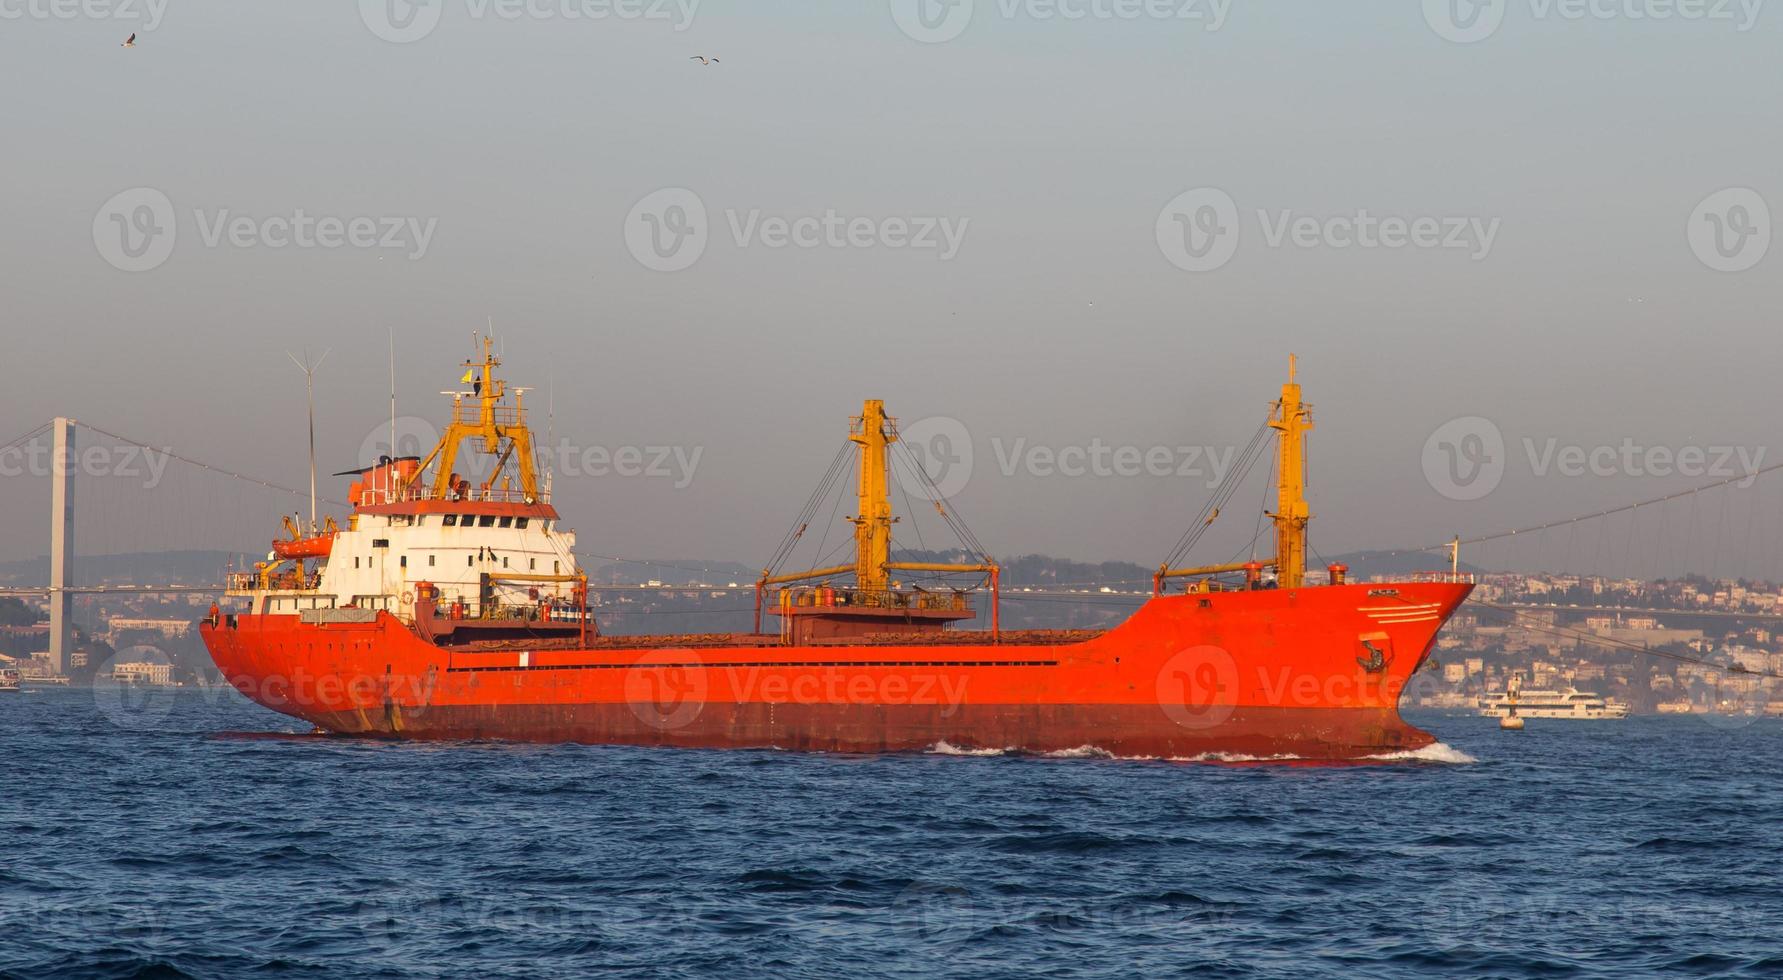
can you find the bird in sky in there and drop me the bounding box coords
[121,32,136,48]
[689,55,719,65]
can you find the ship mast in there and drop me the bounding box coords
[1154,355,1316,593]
[1269,354,1313,589]
[755,399,999,636]
[402,335,542,503]
[850,399,896,591]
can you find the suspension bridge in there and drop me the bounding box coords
[5,412,1783,682]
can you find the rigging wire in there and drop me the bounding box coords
[1388,454,1783,560]
[1162,414,1275,571]
[75,420,349,506]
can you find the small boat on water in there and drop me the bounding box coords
[0,668,21,693]
[1479,687,1629,720]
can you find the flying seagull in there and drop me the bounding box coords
[121,32,136,48]
[689,55,719,65]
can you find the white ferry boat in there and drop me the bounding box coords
[1478,688,1630,720]
[0,668,20,693]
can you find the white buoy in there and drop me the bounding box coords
[1499,674,1525,730]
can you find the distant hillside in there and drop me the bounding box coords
[0,551,242,587]
[0,547,1477,590]
[583,556,757,586]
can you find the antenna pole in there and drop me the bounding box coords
[286,349,330,532]
[389,327,398,492]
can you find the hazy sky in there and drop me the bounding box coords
[3,1,1780,579]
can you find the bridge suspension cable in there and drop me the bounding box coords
[1389,456,1783,560]
[74,420,348,507]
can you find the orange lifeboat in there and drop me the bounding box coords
[272,534,334,561]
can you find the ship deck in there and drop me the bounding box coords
[439,628,1107,652]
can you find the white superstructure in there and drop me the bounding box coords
[1478,688,1630,720]
[225,336,588,632]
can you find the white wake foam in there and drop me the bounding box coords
[1170,751,1305,763]
[1041,745,1116,759]
[926,740,1010,757]
[1365,742,1477,764]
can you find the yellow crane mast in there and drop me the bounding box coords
[756,399,999,639]
[1155,355,1315,593]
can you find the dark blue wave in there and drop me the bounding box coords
[3,692,1782,979]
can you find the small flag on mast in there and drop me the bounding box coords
[460,368,475,384]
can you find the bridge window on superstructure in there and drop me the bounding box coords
[480,515,497,528]
[499,516,513,528]
[442,514,457,527]
[516,518,529,529]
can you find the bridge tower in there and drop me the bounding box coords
[49,417,75,676]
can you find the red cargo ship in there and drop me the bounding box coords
[201,340,1470,759]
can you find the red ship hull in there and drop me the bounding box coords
[201,580,1471,760]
